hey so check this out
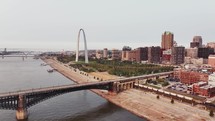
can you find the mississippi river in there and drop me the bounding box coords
[0,57,143,121]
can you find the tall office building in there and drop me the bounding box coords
[190,42,200,48]
[148,46,161,64]
[193,36,202,47]
[190,36,203,48]
[161,31,174,50]
[171,46,185,65]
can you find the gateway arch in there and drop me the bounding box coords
[75,29,89,63]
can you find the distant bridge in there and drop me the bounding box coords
[1,51,36,58]
[1,55,36,60]
[0,71,173,120]
[1,55,35,57]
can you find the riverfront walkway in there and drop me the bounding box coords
[44,58,214,121]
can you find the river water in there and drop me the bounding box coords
[0,57,144,121]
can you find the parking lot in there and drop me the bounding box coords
[168,82,191,94]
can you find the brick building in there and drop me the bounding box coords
[162,49,171,63]
[186,48,198,58]
[121,46,132,61]
[135,47,148,62]
[121,51,130,61]
[111,49,121,60]
[121,47,148,62]
[192,82,215,97]
[171,46,185,65]
[198,47,214,59]
[175,69,208,84]
[148,46,161,64]
[161,31,174,50]
[208,55,215,67]
[128,50,136,61]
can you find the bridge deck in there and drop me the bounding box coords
[0,71,173,97]
[0,81,111,97]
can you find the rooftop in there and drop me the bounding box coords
[164,31,173,35]
[209,55,215,58]
[200,84,215,89]
[210,72,215,76]
[195,81,207,86]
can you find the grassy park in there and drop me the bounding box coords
[57,55,174,77]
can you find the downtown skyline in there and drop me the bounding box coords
[0,0,215,51]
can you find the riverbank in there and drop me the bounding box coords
[43,58,214,121]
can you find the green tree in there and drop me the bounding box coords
[157,95,160,99]
[162,81,170,87]
[171,98,174,104]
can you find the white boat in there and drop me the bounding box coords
[41,63,47,66]
[47,69,54,73]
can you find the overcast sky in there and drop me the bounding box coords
[0,0,214,51]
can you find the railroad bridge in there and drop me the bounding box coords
[0,71,173,120]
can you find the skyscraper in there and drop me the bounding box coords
[190,36,203,48]
[161,31,174,50]
[193,36,202,47]
[190,42,200,48]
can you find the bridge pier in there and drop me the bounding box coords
[126,83,130,89]
[16,95,28,120]
[16,108,28,120]
[108,82,118,95]
[110,81,137,93]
